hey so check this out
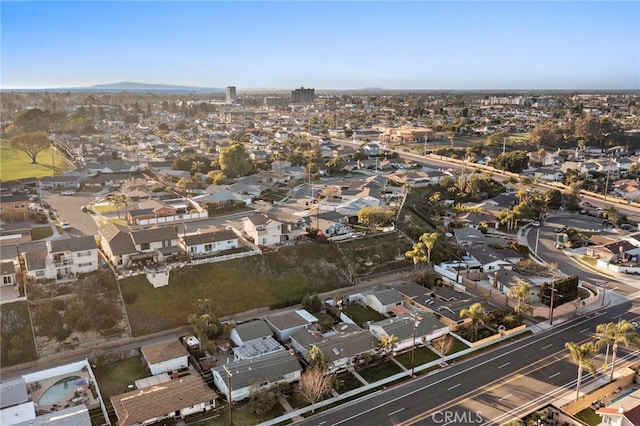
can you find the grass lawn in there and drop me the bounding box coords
[358,360,404,383]
[450,336,470,354]
[203,403,286,425]
[395,346,440,369]
[93,357,149,402]
[93,204,117,214]
[336,372,363,394]
[31,226,53,240]
[0,301,38,367]
[0,141,72,181]
[261,193,286,202]
[574,407,602,426]
[341,305,386,327]
[121,243,351,335]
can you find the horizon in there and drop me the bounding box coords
[1,1,639,91]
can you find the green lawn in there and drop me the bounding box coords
[358,360,404,383]
[336,372,364,394]
[0,141,72,181]
[120,243,351,335]
[202,403,286,425]
[394,346,440,369]
[450,336,470,354]
[94,356,149,402]
[0,301,38,367]
[341,305,386,327]
[575,407,602,426]
[93,204,118,214]
[31,226,53,240]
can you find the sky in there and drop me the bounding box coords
[1,1,639,90]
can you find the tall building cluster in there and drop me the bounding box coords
[291,87,315,104]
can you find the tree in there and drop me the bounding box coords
[544,189,563,210]
[603,206,619,225]
[595,322,616,371]
[191,160,205,175]
[302,293,322,313]
[565,341,596,401]
[606,320,639,381]
[460,303,487,341]
[305,345,330,371]
[187,298,221,352]
[106,194,130,219]
[297,366,338,413]
[507,278,532,317]
[219,143,252,177]
[248,383,278,414]
[494,150,529,173]
[357,206,395,232]
[431,335,454,364]
[9,132,50,164]
[405,232,439,271]
[378,334,398,358]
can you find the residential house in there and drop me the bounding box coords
[1,261,16,286]
[0,193,30,221]
[587,240,638,260]
[457,211,500,230]
[369,313,449,353]
[596,387,640,426]
[612,180,640,202]
[309,330,379,373]
[98,223,138,268]
[404,170,447,187]
[483,194,517,212]
[211,351,302,402]
[230,320,274,346]
[110,374,217,426]
[129,227,179,264]
[232,336,284,361]
[0,223,32,246]
[242,214,282,246]
[264,309,319,342]
[45,236,99,282]
[39,175,81,190]
[179,227,239,257]
[362,143,381,156]
[194,189,251,208]
[126,199,181,225]
[533,168,564,182]
[453,227,486,246]
[365,288,405,315]
[488,268,533,293]
[465,246,520,273]
[140,340,190,375]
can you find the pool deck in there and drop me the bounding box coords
[27,369,100,414]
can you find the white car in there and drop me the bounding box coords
[61,221,71,231]
[61,191,75,196]
[531,220,541,227]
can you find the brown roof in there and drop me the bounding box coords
[130,226,177,245]
[110,375,217,426]
[141,340,189,365]
[99,223,137,255]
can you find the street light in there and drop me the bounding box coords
[410,312,423,377]
[602,280,608,307]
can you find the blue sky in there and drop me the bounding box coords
[1,1,638,90]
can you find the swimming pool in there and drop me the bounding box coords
[38,376,83,406]
[610,388,638,404]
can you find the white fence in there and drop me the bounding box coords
[190,250,261,265]
[136,211,207,226]
[434,264,463,285]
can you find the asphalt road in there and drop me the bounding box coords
[298,301,638,426]
[44,192,100,237]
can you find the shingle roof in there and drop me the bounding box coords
[99,224,137,255]
[265,309,318,331]
[182,229,237,246]
[130,226,177,245]
[49,236,97,253]
[0,261,15,276]
[141,340,189,365]
[368,288,403,306]
[23,249,47,271]
[0,193,29,203]
[213,351,302,390]
[314,330,378,362]
[372,313,445,340]
[233,320,273,342]
[111,374,217,426]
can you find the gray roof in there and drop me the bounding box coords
[1,193,29,203]
[213,351,302,390]
[0,378,29,408]
[371,313,445,340]
[265,309,318,332]
[1,261,15,276]
[15,405,91,426]
[313,330,378,362]
[182,229,237,246]
[49,236,97,253]
[466,246,520,265]
[395,283,431,299]
[24,248,47,271]
[233,320,273,342]
[367,288,403,306]
[130,226,177,245]
[99,223,137,255]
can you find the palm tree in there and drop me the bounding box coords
[405,232,439,271]
[595,322,616,371]
[507,278,532,317]
[607,320,639,381]
[460,303,487,341]
[378,334,398,358]
[106,194,130,219]
[565,341,596,401]
[306,345,329,371]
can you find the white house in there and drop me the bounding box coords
[369,313,449,353]
[230,320,273,346]
[365,288,404,315]
[179,227,239,257]
[211,351,302,402]
[242,214,282,246]
[310,330,379,374]
[140,340,190,376]
[42,236,99,282]
[264,309,318,342]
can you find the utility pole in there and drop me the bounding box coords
[549,279,556,326]
[223,365,233,426]
[535,228,540,255]
[604,154,612,201]
[602,280,608,307]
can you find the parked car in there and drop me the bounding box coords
[61,191,75,196]
[61,221,71,231]
[531,220,541,228]
[621,224,637,231]
[81,205,88,212]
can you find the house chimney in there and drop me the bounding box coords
[493,271,499,289]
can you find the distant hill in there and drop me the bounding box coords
[88,82,224,93]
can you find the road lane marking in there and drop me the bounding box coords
[541,344,552,350]
[498,362,510,369]
[388,408,405,416]
[548,372,561,379]
[447,383,461,390]
[580,328,589,333]
[498,393,512,402]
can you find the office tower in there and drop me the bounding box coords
[291,87,315,104]
[225,86,237,103]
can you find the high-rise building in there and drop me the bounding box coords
[225,86,237,103]
[291,87,315,104]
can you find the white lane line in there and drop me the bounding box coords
[549,372,561,379]
[498,362,510,369]
[498,393,512,402]
[541,344,552,350]
[388,408,405,417]
[580,328,590,333]
[448,383,461,390]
